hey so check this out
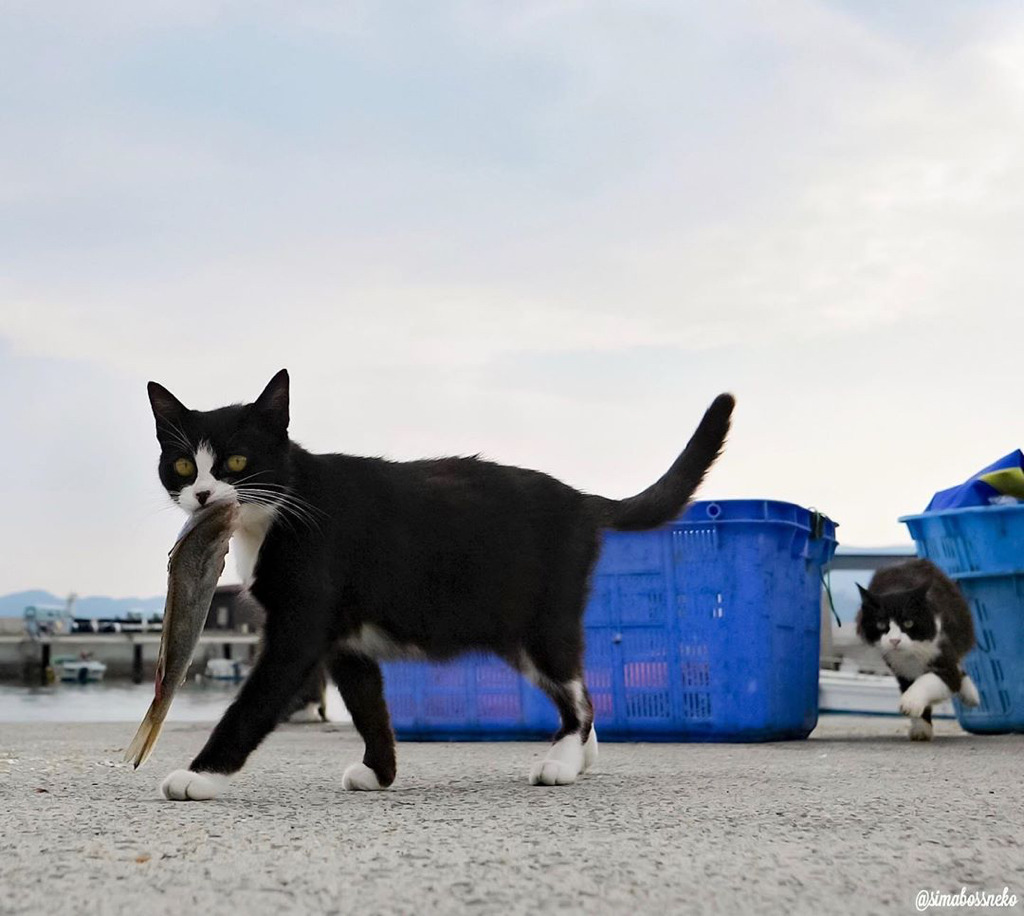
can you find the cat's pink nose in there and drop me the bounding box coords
[888,637,902,648]
[195,490,211,506]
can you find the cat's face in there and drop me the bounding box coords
[856,583,939,652]
[148,370,291,516]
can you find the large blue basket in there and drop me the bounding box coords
[903,505,1024,576]
[382,500,837,742]
[902,506,1024,734]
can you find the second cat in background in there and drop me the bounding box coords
[856,559,980,741]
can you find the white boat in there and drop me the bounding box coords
[202,658,251,682]
[819,668,955,719]
[54,655,107,684]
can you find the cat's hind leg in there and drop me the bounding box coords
[520,650,595,787]
[959,674,981,707]
[326,650,396,791]
[529,679,591,787]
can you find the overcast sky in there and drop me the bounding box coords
[3,1,1024,598]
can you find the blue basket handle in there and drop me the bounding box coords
[809,509,827,540]
[821,568,841,628]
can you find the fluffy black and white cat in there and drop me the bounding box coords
[147,370,734,799]
[856,559,980,741]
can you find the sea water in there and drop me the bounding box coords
[0,680,350,723]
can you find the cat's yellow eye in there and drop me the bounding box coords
[226,455,247,473]
[174,458,195,477]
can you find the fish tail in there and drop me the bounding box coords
[123,699,169,769]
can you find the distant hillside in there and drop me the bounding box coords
[0,590,58,615]
[0,590,165,618]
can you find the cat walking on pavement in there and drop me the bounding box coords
[856,559,980,741]
[146,370,734,799]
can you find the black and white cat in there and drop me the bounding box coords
[856,559,980,741]
[147,370,734,799]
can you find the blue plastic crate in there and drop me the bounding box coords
[382,499,837,742]
[901,505,1024,576]
[947,574,1024,734]
[901,506,1024,734]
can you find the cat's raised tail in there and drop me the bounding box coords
[589,393,735,531]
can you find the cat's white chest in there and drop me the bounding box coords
[231,504,276,586]
[883,634,941,681]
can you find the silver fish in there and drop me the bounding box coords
[124,502,238,768]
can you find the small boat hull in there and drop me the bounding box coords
[819,669,955,718]
[56,659,108,684]
[202,658,251,683]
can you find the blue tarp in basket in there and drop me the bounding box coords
[926,450,1024,511]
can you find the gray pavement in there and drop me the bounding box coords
[1,716,1022,915]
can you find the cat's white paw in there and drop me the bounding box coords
[161,769,230,801]
[899,692,927,719]
[530,760,579,786]
[582,727,598,772]
[342,762,384,791]
[959,676,981,708]
[909,718,933,742]
[529,733,585,787]
[288,701,326,723]
[899,673,949,719]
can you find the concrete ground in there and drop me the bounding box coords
[1,717,1022,916]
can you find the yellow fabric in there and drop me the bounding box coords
[978,468,1024,499]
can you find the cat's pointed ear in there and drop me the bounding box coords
[254,369,289,433]
[856,583,878,607]
[147,381,187,433]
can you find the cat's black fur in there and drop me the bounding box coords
[148,370,734,788]
[856,559,976,734]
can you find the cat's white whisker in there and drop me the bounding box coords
[235,486,325,530]
[230,470,275,487]
[235,491,320,535]
[157,419,194,455]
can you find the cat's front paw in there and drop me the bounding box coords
[897,691,929,720]
[959,676,981,708]
[899,693,927,719]
[342,762,385,791]
[909,718,934,742]
[161,769,230,801]
[899,673,948,719]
